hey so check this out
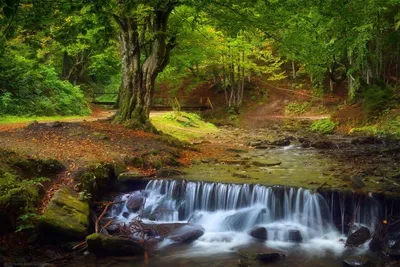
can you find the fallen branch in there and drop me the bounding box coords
[95,201,120,233]
[100,219,114,234]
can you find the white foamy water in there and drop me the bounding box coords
[108,179,382,258]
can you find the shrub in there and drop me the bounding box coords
[0,47,90,116]
[363,85,393,117]
[285,102,311,115]
[311,118,337,134]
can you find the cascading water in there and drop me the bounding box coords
[108,179,396,259]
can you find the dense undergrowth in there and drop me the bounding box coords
[0,46,90,117]
[0,149,64,233]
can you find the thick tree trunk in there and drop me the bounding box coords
[113,6,175,131]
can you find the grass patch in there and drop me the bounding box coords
[311,118,337,134]
[0,115,85,124]
[349,113,400,137]
[151,111,219,141]
[285,101,311,115]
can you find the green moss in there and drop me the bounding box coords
[285,101,311,115]
[86,233,144,256]
[39,187,89,240]
[75,163,115,200]
[151,111,219,141]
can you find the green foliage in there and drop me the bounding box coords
[362,85,394,117]
[380,116,400,137]
[285,102,311,115]
[311,118,337,134]
[0,45,90,116]
[75,163,114,201]
[349,125,379,136]
[0,171,49,231]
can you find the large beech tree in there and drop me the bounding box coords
[109,1,180,130]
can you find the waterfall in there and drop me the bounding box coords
[109,179,397,246]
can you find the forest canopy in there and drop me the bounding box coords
[1,0,400,125]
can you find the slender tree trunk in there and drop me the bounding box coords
[292,60,296,79]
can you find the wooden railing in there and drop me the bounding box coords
[90,93,214,110]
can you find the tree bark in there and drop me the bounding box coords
[113,5,176,131]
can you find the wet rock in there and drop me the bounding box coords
[86,233,144,256]
[237,247,285,262]
[388,221,400,240]
[391,239,400,249]
[251,160,281,167]
[342,256,371,267]
[126,191,145,212]
[226,148,248,153]
[350,176,366,189]
[39,187,89,241]
[249,226,268,240]
[269,138,291,147]
[248,141,263,147]
[351,137,383,145]
[288,229,303,242]
[156,168,187,178]
[346,227,371,247]
[167,224,205,243]
[311,141,336,149]
[224,208,266,231]
[369,234,386,251]
[388,249,400,260]
[237,258,257,267]
[122,212,130,219]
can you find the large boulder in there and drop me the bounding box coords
[39,187,89,241]
[86,233,144,256]
[249,226,268,240]
[167,224,205,243]
[346,227,371,247]
[288,229,303,242]
[126,191,145,212]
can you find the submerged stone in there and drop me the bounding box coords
[86,233,144,256]
[237,247,285,262]
[167,224,205,244]
[288,229,303,242]
[39,187,89,241]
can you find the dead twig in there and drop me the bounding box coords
[95,201,120,233]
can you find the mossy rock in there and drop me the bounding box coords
[39,187,89,241]
[86,233,144,256]
[75,163,116,200]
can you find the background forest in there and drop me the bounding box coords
[1,0,400,125]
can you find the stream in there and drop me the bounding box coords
[65,143,400,266]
